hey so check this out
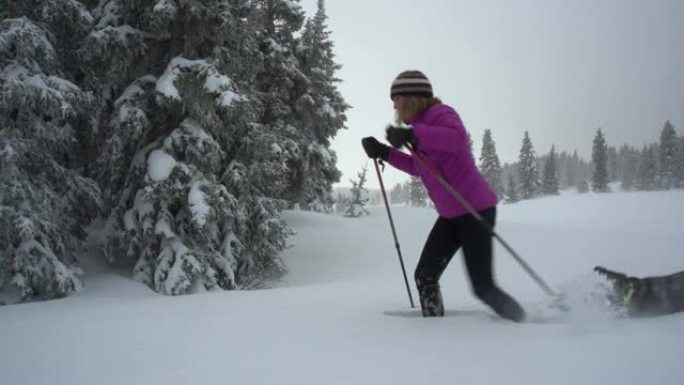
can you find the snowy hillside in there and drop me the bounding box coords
[2,190,684,385]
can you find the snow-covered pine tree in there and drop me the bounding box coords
[251,0,310,205]
[335,191,349,214]
[403,179,413,204]
[591,128,611,193]
[542,145,560,196]
[0,3,103,300]
[368,190,381,206]
[500,163,514,196]
[563,150,580,189]
[517,131,541,200]
[390,182,407,204]
[635,145,658,191]
[408,176,427,207]
[658,120,677,190]
[87,0,293,293]
[556,150,573,190]
[619,145,639,191]
[607,146,619,182]
[389,183,399,204]
[294,0,348,212]
[505,174,519,204]
[344,164,370,217]
[479,129,504,198]
[577,152,592,190]
[577,179,590,194]
[675,137,684,189]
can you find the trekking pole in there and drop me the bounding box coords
[373,158,416,308]
[405,143,558,298]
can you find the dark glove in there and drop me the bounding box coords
[361,137,390,160]
[385,125,417,149]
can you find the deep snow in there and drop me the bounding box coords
[1,190,683,385]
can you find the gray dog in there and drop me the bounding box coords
[594,266,684,317]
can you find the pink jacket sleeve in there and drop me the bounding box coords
[387,148,418,176]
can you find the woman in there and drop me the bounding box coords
[362,70,525,322]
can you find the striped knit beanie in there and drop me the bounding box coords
[390,70,433,100]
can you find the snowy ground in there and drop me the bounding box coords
[2,190,684,385]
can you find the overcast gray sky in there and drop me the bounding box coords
[300,0,684,189]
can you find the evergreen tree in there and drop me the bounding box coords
[577,179,590,194]
[591,128,611,193]
[541,146,560,196]
[251,0,310,204]
[1,0,347,299]
[619,145,639,191]
[658,120,677,190]
[88,1,298,293]
[334,191,349,214]
[635,145,658,191]
[608,146,619,182]
[479,129,504,198]
[368,190,381,206]
[505,174,519,204]
[566,150,580,189]
[0,3,103,300]
[390,182,408,204]
[501,162,513,183]
[344,165,370,217]
[293,0,348,211]
[403,180,413,204]
[676,137,684,189]
[408,177,427,207]
[554,149,593,191]
[517,131,540,199]
[253,0,306,126]
[556,151,569,189]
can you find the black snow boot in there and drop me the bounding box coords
[416,276,445,317]
[478,287,526,322]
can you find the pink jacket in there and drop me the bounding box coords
[387,104,498,218]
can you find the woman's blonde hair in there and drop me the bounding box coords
[395,95,442,124]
